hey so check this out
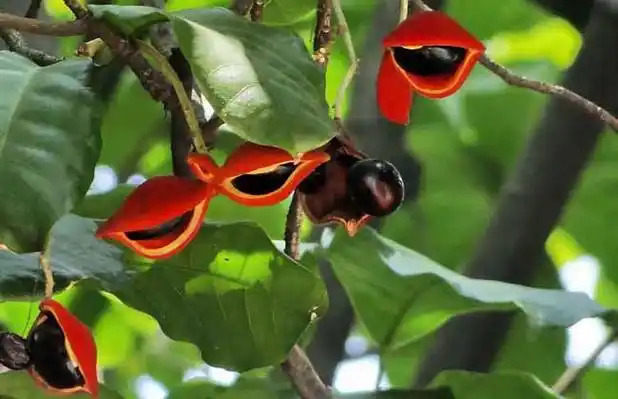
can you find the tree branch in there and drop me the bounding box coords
[414,0,618,385]
[552,329,618,394]
[0,12,86,36]
[313,0,333,66]
[281,194,332,399]
[250,0,265,22]
[0,28,61,65]
[412,0,618,132]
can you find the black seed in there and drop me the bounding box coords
[347,159,404,217]
[230,163,296,196]
[126,211,193,240]
[392,46,466,77]
[27,312,85,390]
[0,332,30,370]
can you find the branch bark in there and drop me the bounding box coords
[414,0,618,386]
[0,12,85,36]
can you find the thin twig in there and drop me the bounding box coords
[39,254,54,299]
[332,0,357,120]
[411,0,618,132]
[250,0,265,22]
[75,38,105,57]
[552,329,618,394]
[282,344,331,399]
[24,0,43,19]
[399,0,408,23]
[281,195,331,399]
[480,56,618,131]
[0,29,62,65]
[0,12,86,36]
[313,0,333,67]
[136,39,208,153]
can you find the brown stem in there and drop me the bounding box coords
[0,12,86,36]
[0,28,62,65]
[250,0,265,22]
[552,329,618,394]
[411,0,618,132]
[313,0,333,66]
[281,194,332,399]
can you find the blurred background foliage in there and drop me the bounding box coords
[1,0,616,398]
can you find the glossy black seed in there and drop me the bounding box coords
[27,312,85,390]
[392,45,466,76]
[0,332,30,370]
[347,159,404,217]
[126,211,193,240]
[230,163,296,196]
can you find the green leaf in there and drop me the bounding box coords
[583,369,618,399]
[262,0,315,26]
[338,388,453,399]
[325,228,605,351]
[172,8,334,153]
[0,371,122,399]
[0,215,327,371]
[168,377,294,399]
[90,5,335,153]
[0,52,103,252]
[430,371,559,399]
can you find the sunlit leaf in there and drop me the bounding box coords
[325,228,606,351]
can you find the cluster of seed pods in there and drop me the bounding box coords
[96,139,406,259]
[0,299,98,397]
[377,11,485,124]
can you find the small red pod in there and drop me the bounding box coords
[96,176,214,259]
[377,11,485,124]
[189,143,330,207]
[27,299,98,397]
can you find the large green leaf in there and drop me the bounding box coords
[0,215,327,371]
[430,371,559,399]
[91,5,335,154]
[0,372,122,399]
[261,0,315,25]
[0,52,103,252]
[325,228,606,351]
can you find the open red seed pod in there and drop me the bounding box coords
[188,142,330,207]
[27,299,98,397]
[96,176,214,259]
[298,137,404,236]
[377,11,485,124]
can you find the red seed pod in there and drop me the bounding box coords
[377,11,485,124]
[188,143,330,207]
[27,299,98,397]
[96,176,215,259]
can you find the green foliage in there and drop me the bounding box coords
[90,5,335,154]
[0,372,122,398]
[326,227,605,351]
[0,214,326,371]
[430,371,559,399]
[0,52,103,252]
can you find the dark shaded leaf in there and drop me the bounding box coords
[0,52,103,252]
[430,371,559,399]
